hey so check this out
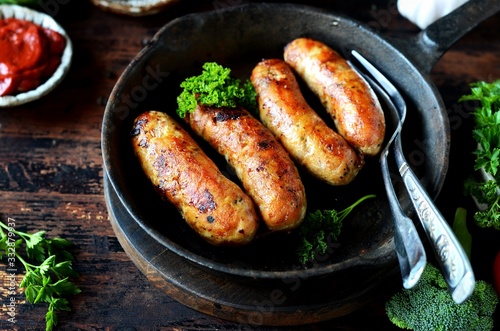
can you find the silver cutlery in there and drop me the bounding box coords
[351,50,475,303]
[352,65,427,290]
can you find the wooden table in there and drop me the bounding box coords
[0,1,498,330]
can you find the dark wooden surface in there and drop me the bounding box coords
[0,0,498,330]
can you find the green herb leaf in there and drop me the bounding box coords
[39,255,56,276]
[50,298,70,312]
[25,230,47,262]
[20,270,42,289]
[0,221,80,331]
[0,235,6,259]
[296,194,376,264]
[45,307,57,331]
[47,237,73,250]
[462,80,500,231]
[50,277,81,297]
[462,80,500,176]
[24,283,38,303]
[52,260,79,278]
[34,276,52,304]
[176,62,258,118]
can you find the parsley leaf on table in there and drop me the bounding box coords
[0,221,80,331]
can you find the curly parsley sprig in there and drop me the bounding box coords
[176,62,257,118]
[0,221,80,331]
[461,80,500,230]
[296,194,376,264]
[464,179,500,230]
[460,80,500,176]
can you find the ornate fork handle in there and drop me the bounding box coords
[396,153,475,303]
[381,152,427,289]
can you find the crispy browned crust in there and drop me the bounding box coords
[284,38,385,156]
[185,104,307,232]
[251,58,363,186]
[131,111,259,245]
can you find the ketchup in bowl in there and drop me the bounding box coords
[0,18,66,96]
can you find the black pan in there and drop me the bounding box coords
[101,0,499,282]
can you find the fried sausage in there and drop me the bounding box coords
[131,111,259,246]
[251,59,363,186]
[284,38,385,156]
[185,104,307,232]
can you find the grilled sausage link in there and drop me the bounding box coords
[185,104,307,232]
[251,59,363,186]
[284,38,385,156]
[131,111,259,246]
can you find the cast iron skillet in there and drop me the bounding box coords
[101,0,499,280]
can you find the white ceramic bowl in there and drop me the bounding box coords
[90,0,179,16]
[0,5,73,107]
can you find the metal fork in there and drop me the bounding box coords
[351,50,475,303]
[354,68,427,290]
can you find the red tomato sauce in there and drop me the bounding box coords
[0,18,66,96]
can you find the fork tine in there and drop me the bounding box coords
[350,50,406,121]
[350,50,394,92]
[350,50,396,95]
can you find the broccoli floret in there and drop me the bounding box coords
[385,263,499,331]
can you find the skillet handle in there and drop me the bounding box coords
[392,0,500,74]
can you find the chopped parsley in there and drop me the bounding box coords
[176,62,257,118]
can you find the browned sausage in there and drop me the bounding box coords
[251,58,363,186]
[185,104,307,231]
[131,111,259,246]
[284,38,385,156]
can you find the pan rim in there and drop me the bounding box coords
[101,2,449,279]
